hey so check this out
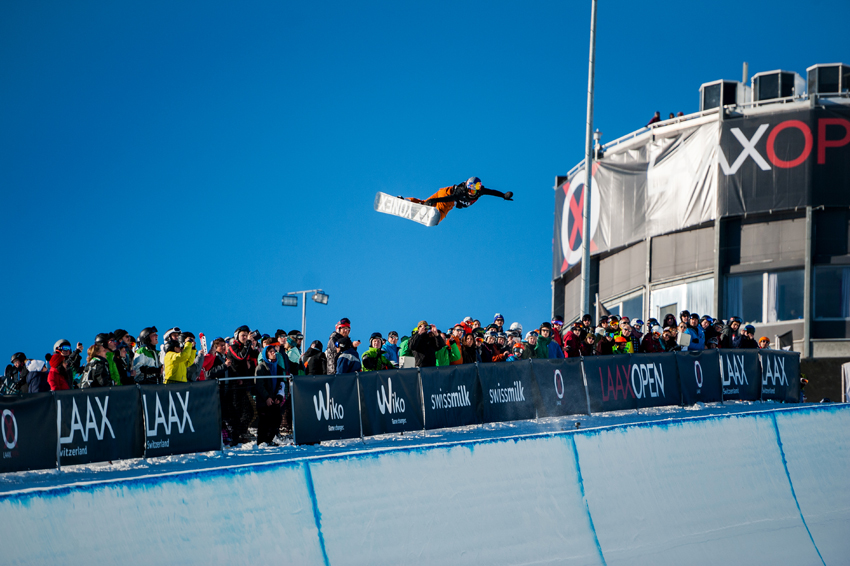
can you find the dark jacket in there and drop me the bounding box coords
[255,346,285,404]
[461,344,479,364]
[409,331,445,368]
[325,331,344,374]
[227,340,258,377]
[720,325,740,349]
[204,352,228,380]
[86,356,113,388]
[639,334,664,353]
[738,336,759,349]
[301,346,328,375]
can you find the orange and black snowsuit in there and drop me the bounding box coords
[409,184,509,224]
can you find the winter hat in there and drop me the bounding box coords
[234,325,250,338]
[540,322,552,330]
[525,331,538,341]
[614,336,628,343]
[26,359,48,372]
[337,318,351,328]
[334,336,353,350]
[388,331,399,338]
[113,329,128,341]
[494,313,504,321]
[370,332,383,341]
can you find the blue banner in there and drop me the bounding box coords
[676,350,723,404]
[759,350,802,403]
[719,350,760,401]
[56,387,144,466]
[358,369,424,436]
[292,373,361,445]
[584,354,637,412]
[0,393,56,473]
[530,358,588,417]
[630,353,681,409]
[140,381,222,457]
[477,360,537,423]
[420,364,480,430]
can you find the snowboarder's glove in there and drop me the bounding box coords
[503,191,513,201]
[425,198,436,206]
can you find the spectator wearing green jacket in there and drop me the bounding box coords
[362,333,393,371]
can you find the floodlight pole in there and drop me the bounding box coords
[284,289,327,349]
[580,0,598,318]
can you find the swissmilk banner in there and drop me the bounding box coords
[56,387,144,466]
[291,373,361,445]
[140,381,222,457]
[530,358,588,417]
[0,393,56,473]
[358,369,424,436]
[718,349,760,401]
[477,360,537,423]
[675,350,723,405]
[420,364,480,431]
[759,350,801,403]
[584,353,680,412]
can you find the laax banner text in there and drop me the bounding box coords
[718,350,760,401]
[718,106,850,216]
[140,381,221,458]
[759,350,801,403]
[584,353,681,412]
[56,387,144,466]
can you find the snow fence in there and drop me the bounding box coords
[1,403,848,566]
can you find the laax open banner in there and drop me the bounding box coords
[140,381,222,458]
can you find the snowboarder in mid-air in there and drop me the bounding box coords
[405,177,513,224]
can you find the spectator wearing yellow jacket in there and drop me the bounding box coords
[163,337,196,384]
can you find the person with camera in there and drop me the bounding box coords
[48,339,79,390]
[325,318,360,374]
[409,321,445,368]
[163,334,196,384]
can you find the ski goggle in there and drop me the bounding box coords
[58,345,72,352]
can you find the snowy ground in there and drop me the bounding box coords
[0,400,827,495]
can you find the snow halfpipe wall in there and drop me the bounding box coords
[2,404,848,566]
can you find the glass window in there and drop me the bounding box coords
[815,266,850,319]
[771,271,804,321]
[621,295,643,321]
[726,273,763,323]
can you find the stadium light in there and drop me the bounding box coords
[282,289,328,349]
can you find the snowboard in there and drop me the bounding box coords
[374,192,440,227]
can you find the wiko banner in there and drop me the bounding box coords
[585,354,680,412]
[420,364,480,430]
[719,350,760,401]
[676,350,723,405]
[477,360,536,423]
[292,373,361,445]
[56,387,144,466]
[0,393,56,473]
[140,381,221,458]
[359,369,424,436]
[531,358,588,417]
[759,350,801,403]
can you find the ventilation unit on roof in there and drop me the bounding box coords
[699,80,749,111]
[807,63,850,95]
[751,70,805,103]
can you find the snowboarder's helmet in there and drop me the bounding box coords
[466,176,482,195]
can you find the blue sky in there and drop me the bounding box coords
[2,0,848,358]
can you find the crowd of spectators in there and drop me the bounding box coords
[2,311,774,445]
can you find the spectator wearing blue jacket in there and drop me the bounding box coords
[335,337,362,374]
[539,323,565,359]
[687,313,705,351]
[382,331,400,367]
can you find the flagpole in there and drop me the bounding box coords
[580,0,598,319]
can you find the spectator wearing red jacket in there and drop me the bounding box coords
[563,323,584,358]
[48,339,74,390]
